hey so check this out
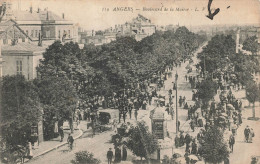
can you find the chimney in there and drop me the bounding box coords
[62,13,65,19]
[30,6,33,13]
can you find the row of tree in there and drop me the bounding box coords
[197,34,260,117]
[0,27,206,163]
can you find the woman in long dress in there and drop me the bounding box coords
[248,128,255,143]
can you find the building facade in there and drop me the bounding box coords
[79,14,156,46]
[1,2,77,45]
[1,42,46,80]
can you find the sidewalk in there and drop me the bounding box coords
[25,121,89,162]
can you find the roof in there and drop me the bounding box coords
[1,42,47,55]
[12,10,70,22]
[0,20,31,41]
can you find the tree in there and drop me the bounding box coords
[245,80,260,119]
[242,35,259,55]
[71,151,100,164]
[34,76,78,139]
[197,35,236,76]
[0,75,41,163]
[127,121,158,160]
[200,126,230,164]
[196,79,218,109]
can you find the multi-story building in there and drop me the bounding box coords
[80,14,156,45]
[1,42,47,80]
[1,2,77,45]
[0,20,31,45]
[119,14,156,41]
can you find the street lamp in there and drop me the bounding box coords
[175,71,178,134]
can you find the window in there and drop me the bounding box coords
[35,30,38,38]
[46,30,50,38]
[31,30,34,37]
[26,30,28,36]
[68,30,70,38]
[58,30,61,38]
[16,60,22,75]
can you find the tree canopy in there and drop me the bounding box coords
[242,35,259,55]
[200,126,230,164]
[126,121,158,160]
[0,75,42,163]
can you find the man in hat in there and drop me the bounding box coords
[244,125,250,143]
[229,134,235,152]
[107,148,113,164]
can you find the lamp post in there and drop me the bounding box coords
[175,71,178,134]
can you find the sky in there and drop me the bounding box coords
[3,0,260,31]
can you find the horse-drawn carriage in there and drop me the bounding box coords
[87,109,119,132]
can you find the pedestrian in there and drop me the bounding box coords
[191,140,198,155]
[182,96,186,106]
[185,143,191,153]
[179,131,185,147]
[25,141,33,159]
[122,111,127,123]
[248,128,255,143]
[107,148,113,164]
[67,133,74,150]
[134,110,138,120]
[119,112,122,123]
[114,147,121,163]
[58,126,64,142]
[128,103,133,119]
[179,96,182,107]
[190,119,195,132]
[122,145,127,161]
[244,125,250,143]
[175,134,180,148]
[229,134,235,152]
[238,112,242,125]
[231,123,237,136]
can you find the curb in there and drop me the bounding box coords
[24,128,84,163]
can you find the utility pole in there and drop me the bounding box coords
[175,71,178,134]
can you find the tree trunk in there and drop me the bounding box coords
[252,102,255,118]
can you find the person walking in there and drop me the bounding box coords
[114,147,121,163]
[175,134,180,148]
[229,134,235,152]
[58,126,64,142]
[179,96,182,107]
[248,128,255,143]
[244,125,250,143]
[179,131,185,147]
[191,140,198,155]
[122,145,127,161]
[67,133,74,150]
[107,148,113,164]
[190,119,195,132]
[134,110,138,121]
[122,111,127,123]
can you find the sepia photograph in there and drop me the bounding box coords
[0,0,259,163]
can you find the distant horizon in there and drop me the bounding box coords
[3,0,260,31]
